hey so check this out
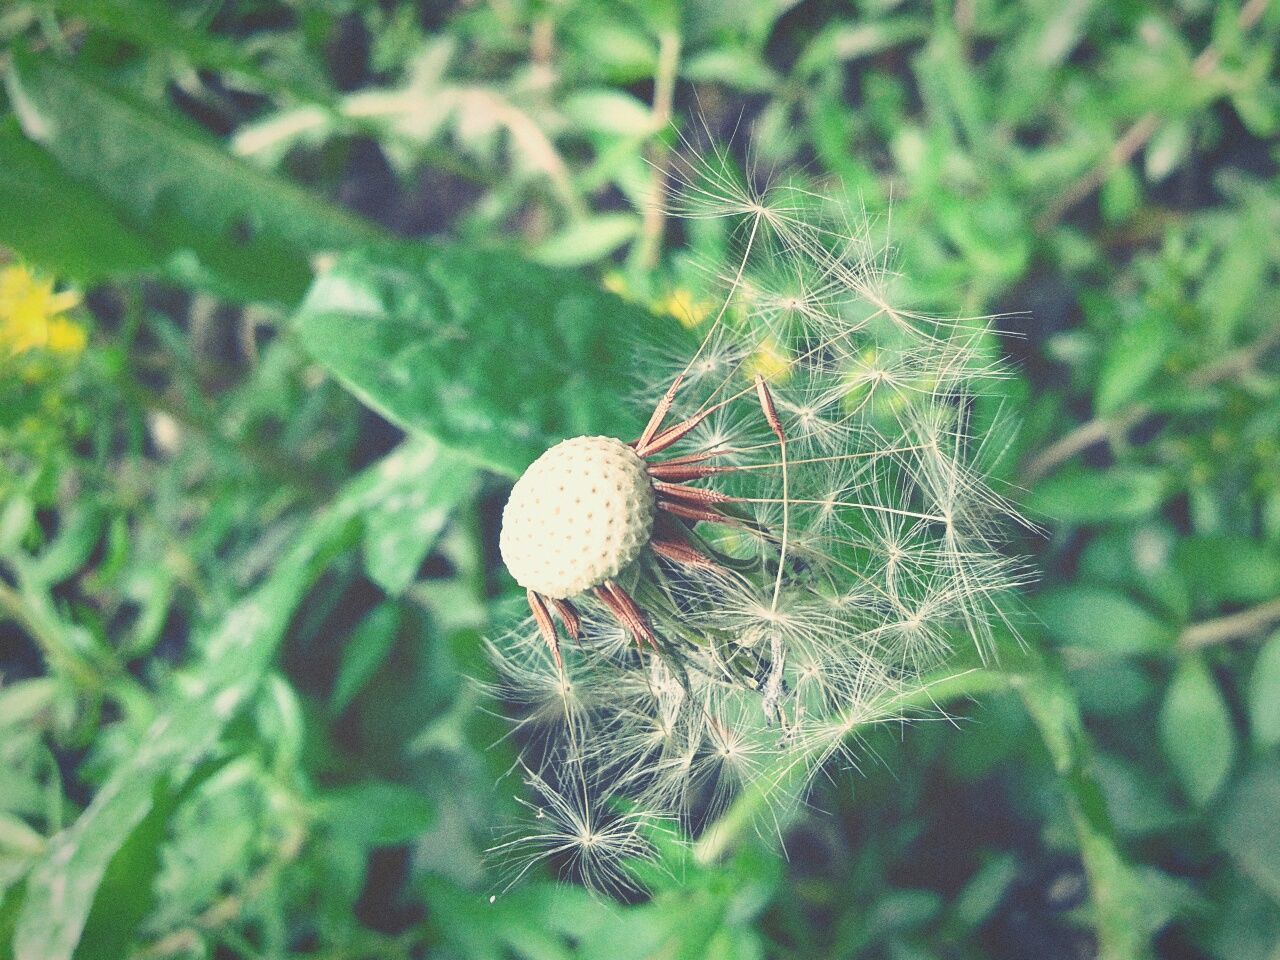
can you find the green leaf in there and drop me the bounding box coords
[323,782,435,848]
[0,882,24,960]
[71,779,172,960]
[0,118,157,281]
[361,438,477,595]
[1197,184,1271,342]
[1248,630,1280,749]
[1144,121,1191,182]
[561,90,656,136]
[27,504,103,586]
[5,50,381,304]
[796,19,931,77]
[332,603,400,713]
[36,0,330,103]
[1035,586,1174,657]
[1094,311,1171,416]
[0,679,58,729]
[1176,535,1280,608]
[1027,466,1169,525]
[682,49,780,93]
[0,815,42,859]
[1160,657,1236,807]
[1092,753,1182,837]
[1100,164,1141,224]
[532,214,641,267]
[8,440,431,960]
[292,242,680,476]
[953,854,1019,929]
[1015,664,1159,960]
[1219,760,1280,905]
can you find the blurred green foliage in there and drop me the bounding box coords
[0,0,1278,958]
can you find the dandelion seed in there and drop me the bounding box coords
[487,132,1025,891]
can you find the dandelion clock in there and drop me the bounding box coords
[486,140,1029,894]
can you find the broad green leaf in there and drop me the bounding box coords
[292,242,680,476]
[1027,466,1168,525]
[561,90,656,135]
[1076,524,1190,624]
[1014,665,1159,960]
[323,782,436,847]
[1218,760,1280,905]
[36,0,330,103]
[72,779,173,960]
[1176,535,1280,608]
[361,438,477,595]
[1248,630,1280,749]
[10,440,431,960]
[0,118,157,281]
[1092,753,1182,837]
[1094,312,1171,416]
[1160,657,1236,807]
[1035,586,1174,657]
[332,604,400,713]
[532,214,641,267]
[5,50,381,304]
[1070,660,1158,716]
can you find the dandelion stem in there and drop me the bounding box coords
[694,668,1011,864]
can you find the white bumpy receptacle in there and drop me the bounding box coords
[499,436,656,599]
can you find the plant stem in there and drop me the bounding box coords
[1021,324,1280,484]
[1021,406,1148,485]
[0,579,101,691]
[1034,0,1270,233]
[1178,597,1280,651]
[633,29,681,272]
[693,667,1010,864]
[1011,665,1155,960]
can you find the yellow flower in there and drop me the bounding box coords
[744,335,792,384]
[0,264,85,357]
[602,272,630,298]
[654,288,713,329]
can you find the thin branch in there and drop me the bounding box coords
[633,29,682,271]
[1178,597,1280,651]
[0,580,101,690]
[1021,324,1280,484]
[1035,0,1271,233]
[1021,406,1148,485]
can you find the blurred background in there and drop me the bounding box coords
[1,1,1279,958]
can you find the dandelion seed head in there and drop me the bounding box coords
[487,130,1027,893]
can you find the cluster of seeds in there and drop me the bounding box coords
[499,436,655,600]
[487,141,1027,894]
